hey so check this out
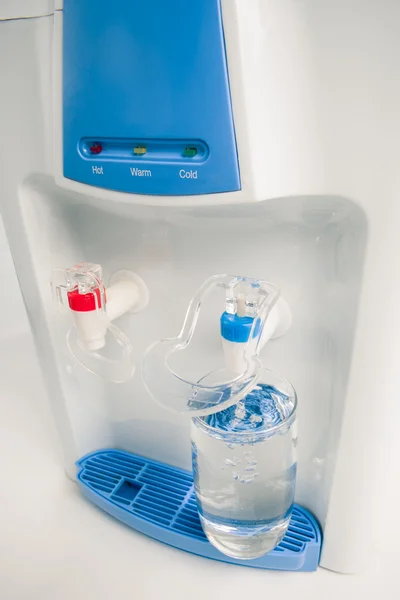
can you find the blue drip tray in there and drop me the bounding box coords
[76,449,322,571]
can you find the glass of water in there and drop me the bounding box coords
[191,369,297,560]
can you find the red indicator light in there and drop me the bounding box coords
[89,143,103,155]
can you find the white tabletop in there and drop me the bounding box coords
[0,330,398,600]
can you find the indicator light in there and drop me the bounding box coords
[89,143,103,155]
[134,146,147,155]
[183,147,198,158]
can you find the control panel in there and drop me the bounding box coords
[62,0,241,196]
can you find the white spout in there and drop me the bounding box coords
[222,338,248,374]
[72,310,108,351]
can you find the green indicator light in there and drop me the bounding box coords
[183,147,198,158]
[133,146,147,155]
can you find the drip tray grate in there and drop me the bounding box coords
[77,449,321,571]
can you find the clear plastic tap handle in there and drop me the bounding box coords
[142,274,280,416]
[51,262,135,383]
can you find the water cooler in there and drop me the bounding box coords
[1,0,400,575]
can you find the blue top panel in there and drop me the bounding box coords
[63,0,241,196]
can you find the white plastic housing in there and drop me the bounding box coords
[0,0,57,20]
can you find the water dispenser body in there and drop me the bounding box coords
[1,0,400,574]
